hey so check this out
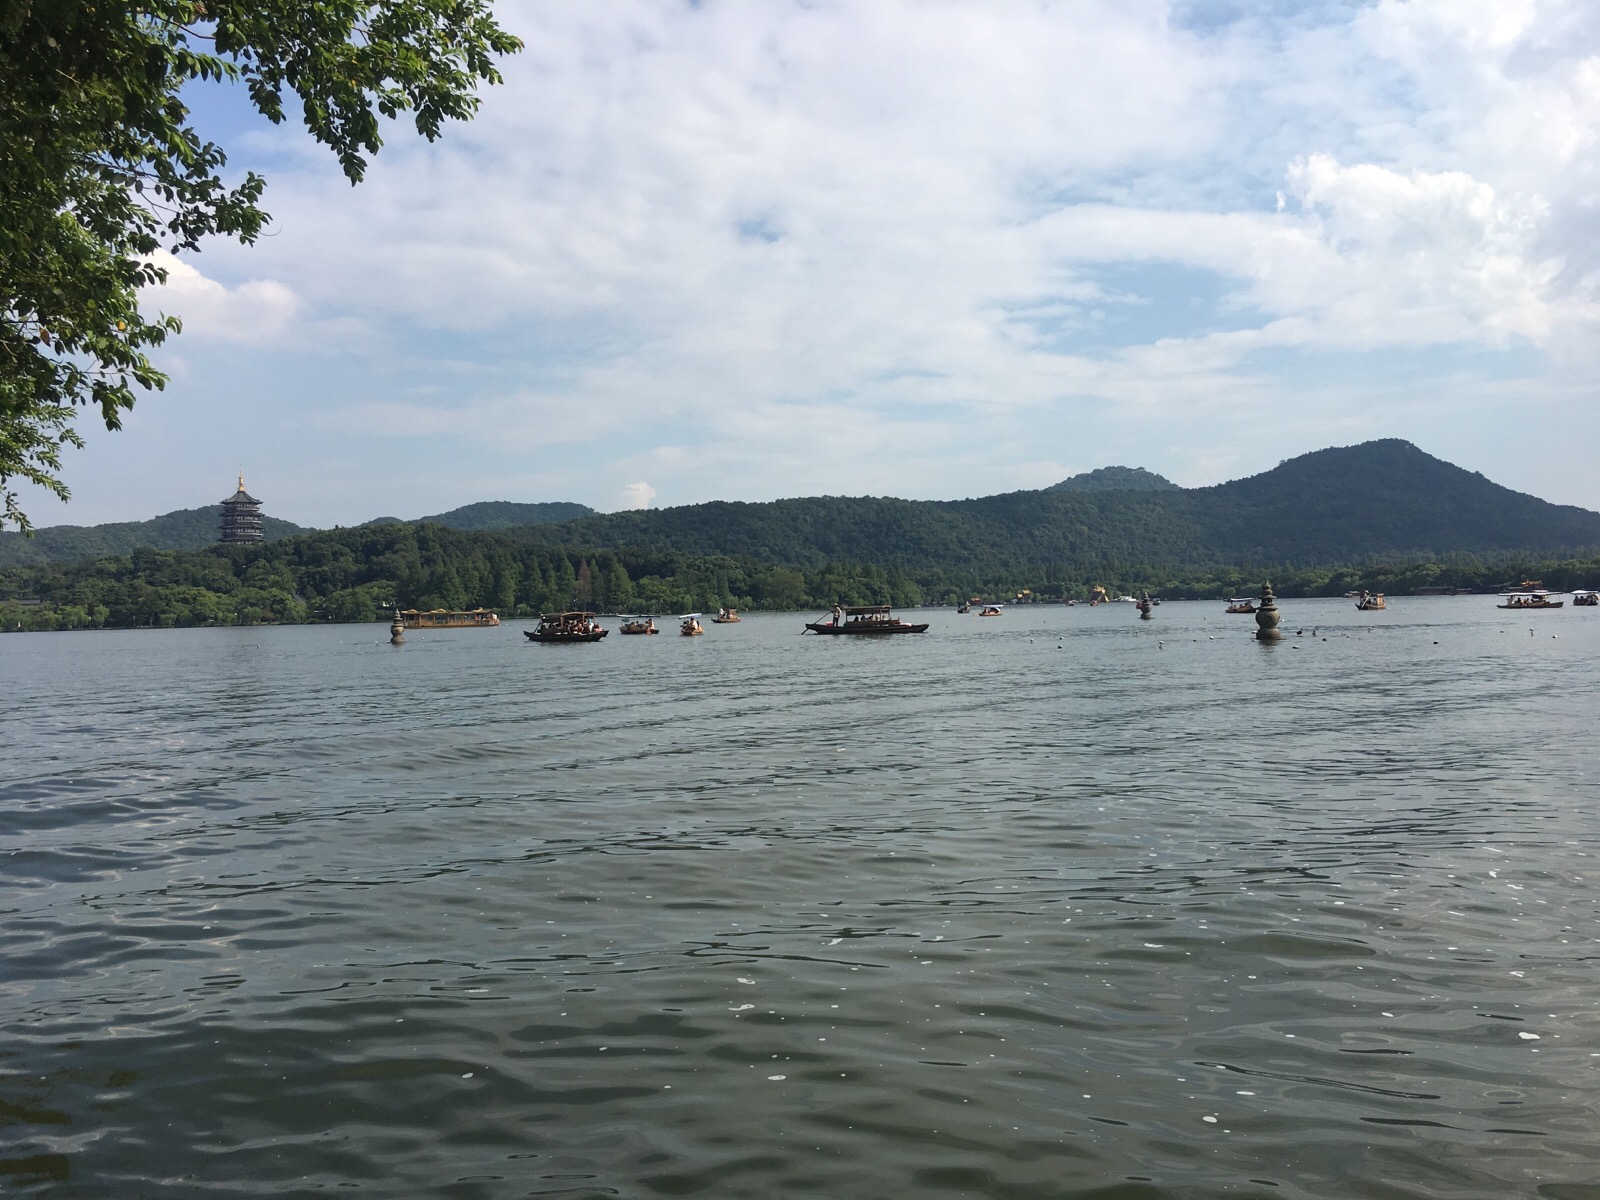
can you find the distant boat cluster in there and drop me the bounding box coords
[392,584,1600,649]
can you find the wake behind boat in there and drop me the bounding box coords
[805,604,928,635]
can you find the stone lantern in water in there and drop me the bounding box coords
[1254,580,1282,641]
[389,608,406,645]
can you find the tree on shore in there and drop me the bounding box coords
[0,0,521,530]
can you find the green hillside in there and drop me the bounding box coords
[1186,440,1600,562]
[1,499,597,566]
[8,438,1600,633]
[1047,465,1179,492]
[414,500,596,530]
[4,440,1597,587]
[0,507,310,567]
[525,441,1600,570]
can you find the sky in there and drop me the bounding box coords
[22,0,1600,528]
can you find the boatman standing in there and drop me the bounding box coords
[830,603,842,626]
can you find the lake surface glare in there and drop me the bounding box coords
[3,598,1599,1198]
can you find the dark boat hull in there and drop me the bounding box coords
[525,630,608,642]
[804,621,928,635]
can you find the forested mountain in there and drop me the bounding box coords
[413,500,595,530]
[0,507,311,566]
[4,440,1596,591]
[1047,466,1178,492]
[6,511,1599,634]
[7,438,1600,632]
[1,499,597,566]
[528,441,1600,569]
[1186,440,1599,560]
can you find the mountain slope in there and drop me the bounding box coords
[1,499,599,566]
[0,507,311,567]
[415,500,595,530]
[524,441,1600,569]
[4,441,1595,571]
[1047,466,1179,492]
[1187,440,1600,562]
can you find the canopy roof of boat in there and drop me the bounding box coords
[539,610,598,619]
[843,604,894,614]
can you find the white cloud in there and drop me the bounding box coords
[142,250,300,343]
[37,0,1600,525]
[620,481,657,510]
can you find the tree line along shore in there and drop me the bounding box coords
[4,521,1599,632]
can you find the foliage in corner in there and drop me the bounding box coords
[0,0,522,530]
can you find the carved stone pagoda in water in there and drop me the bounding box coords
[218,474,264,545]
[1254,580,1282,641]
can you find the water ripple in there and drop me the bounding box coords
[3,603,1599,1196]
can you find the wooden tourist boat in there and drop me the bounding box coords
[1573,590,1598,607]
[680,615,704,636]
[1225,598,1256,614]
[804,604,929,635]
[619,617,659,634]
[712,608,741,623]
[525,611,608,643]
[1497,591,1564,610]
[396,607,499,629]
[1355,592,1386,611]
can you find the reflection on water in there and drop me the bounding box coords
[3,599,1599,1197]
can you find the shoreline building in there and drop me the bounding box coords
[219,475,264,545]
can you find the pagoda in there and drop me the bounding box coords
[219,474,264,544]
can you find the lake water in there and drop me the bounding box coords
[3,598,1599,1198]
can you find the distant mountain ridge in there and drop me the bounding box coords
[0,498,597,566]
[3,441,1596,570]
[523,440,1600,569]
[1048,465,1178,492]
[0,507,313,567]
[413,500,595,530]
